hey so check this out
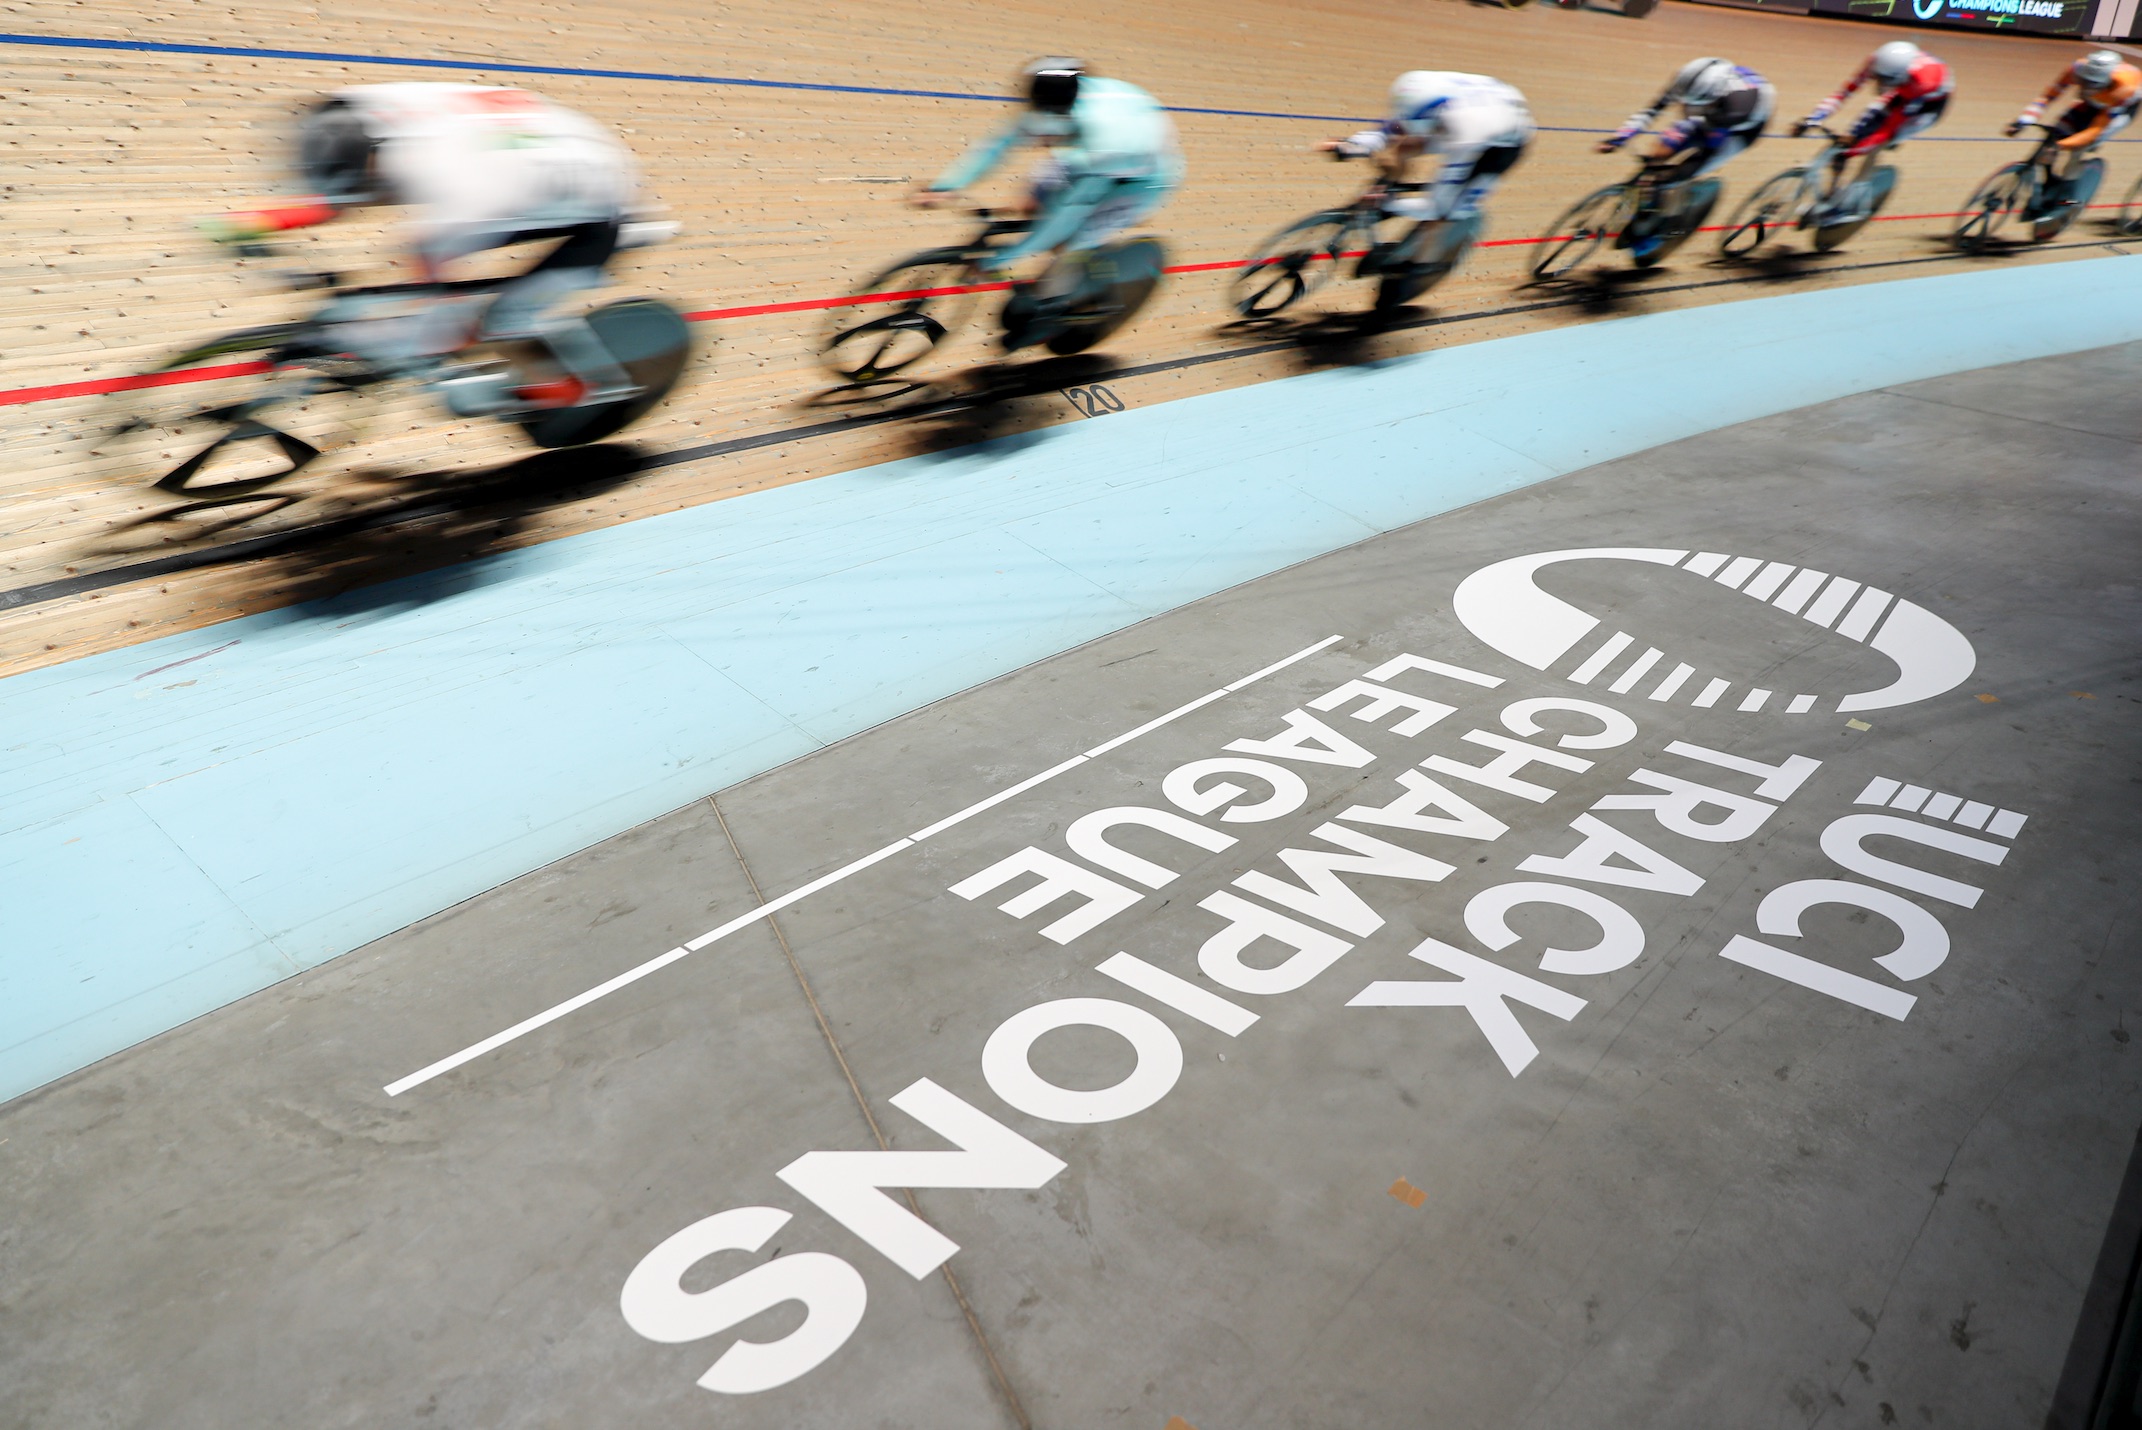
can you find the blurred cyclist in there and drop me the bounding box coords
[1319,70,1534,261]
[1797,40,1953,197]
[2008,49,2141,178]
[913,58,1181,325]
[1597,57,1774,215]
[205,83,659,414]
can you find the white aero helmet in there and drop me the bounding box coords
[1389,70,1454,128]
[1870,40,1922,88]
[1669,57,1738,108]
[2076,49,2122,89]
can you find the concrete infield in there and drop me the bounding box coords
[4,342,2141,1429]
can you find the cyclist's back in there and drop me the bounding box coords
[335,84,638,263]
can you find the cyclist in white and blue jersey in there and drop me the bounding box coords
[1320,71,1534,233]
[1598,57,1774,183]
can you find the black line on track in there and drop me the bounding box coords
[3,235,2125,619]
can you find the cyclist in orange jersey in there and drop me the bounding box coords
[2009,49,2142,178]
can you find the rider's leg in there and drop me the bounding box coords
[1043,174,1169,304]
[467,221,633,410]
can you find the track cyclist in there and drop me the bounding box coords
[202,83,662,416]
[912,58,1182,340]
[1797,40,1953,199]
[2008,49,2141,176]
[1597,57,1774,224]
[1320,70,1534,260]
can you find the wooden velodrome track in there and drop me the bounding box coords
[0,0,2121,678]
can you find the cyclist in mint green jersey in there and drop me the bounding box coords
[913,58,1181,310]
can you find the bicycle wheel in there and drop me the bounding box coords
[1813,164,1894,252]
[1953,164,2029,254]
[92,327,379,495]
[1048,238,1168,355]
[2120,172,2142,236]
[2034,157,2103,241]
[1229,209,1354,318]
[1531,185,1626,280]
[820,250,982,384]
[516,299,695,449]
[1717,168,1805,258]
[1637,178,1721,267]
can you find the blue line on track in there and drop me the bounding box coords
[5,30,2116,139]
[0,32,1369,123]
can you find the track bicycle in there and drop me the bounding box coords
[1531,157,1723,280]
[820,210,1166,384]
[96,249,692,496]
[1953,122,2105,252]
[1230,178,1483,318]
[1716,124,1897,258]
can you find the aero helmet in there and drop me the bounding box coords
[1670,57,1739,108]
[1024,57,1084,113]
[2076,49,2122,89]
[1389,70,1454,125]
[298,99,380,203]
[1870,40,1922,87]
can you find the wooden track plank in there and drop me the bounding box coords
[0,0,2115,674]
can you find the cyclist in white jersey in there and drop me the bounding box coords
[207,83,666,412]
[1322,70,1535,241]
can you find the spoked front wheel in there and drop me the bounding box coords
[820,251,982,384]
[1718,169,1807,258]
[92,328,379,496]
[1532,185,1627,280]
[1230,210,1355,318]
[1953,164,2030,254]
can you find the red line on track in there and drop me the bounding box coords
[9,201,2128,410]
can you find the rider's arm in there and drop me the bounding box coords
[1803,66,1866,126]
[1602,88,1668,150]
[199,198,340,246]
[929,123,1024,193]
[981,170,1119,268]
[1329,127,1389,159]
[2013,67,2071,131]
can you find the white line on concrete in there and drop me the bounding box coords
[383,633,1344,1096]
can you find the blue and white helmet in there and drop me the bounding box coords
[1668,57,1739,109]
[1389,70,1456,132]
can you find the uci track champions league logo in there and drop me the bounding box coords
[615,545,2026,1400]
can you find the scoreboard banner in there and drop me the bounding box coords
[1807,0,2093,31]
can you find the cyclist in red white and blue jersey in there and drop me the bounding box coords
[1798,40,1953,188]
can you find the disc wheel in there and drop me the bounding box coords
[516,298,696,449]
[820,251,981,384]
[1636,178,1721,268]
[1229,210,1353,319]
[2034,157,2102,242]
[1953,163,2030,254]
[1532,185,1627,280]
[2120,172,2142,236]
[1814,165,1894,252]
[92,327,379,497]
[1047,238,1167,355]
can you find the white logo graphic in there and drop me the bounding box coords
[1914,0,1945,19]
[1451,547,1975,715]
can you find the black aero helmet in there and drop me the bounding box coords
[1024,57,1085,114]
[299,98,380,202]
